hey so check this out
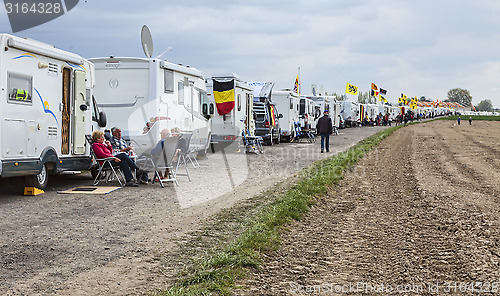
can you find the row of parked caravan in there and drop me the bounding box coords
[0,32,452,189]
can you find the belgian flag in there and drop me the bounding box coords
[213,79,235,115]
[270,105,276,126]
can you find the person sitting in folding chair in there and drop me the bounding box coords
[170,127,187,155]
[151,128,178,180]
[109,126,149,184]
[91,130,143,187]
[148,128,181,186]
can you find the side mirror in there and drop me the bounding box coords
[278,113,283,119]
[98,111,107,128]
[209,103,215,115]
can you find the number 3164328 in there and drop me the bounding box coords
[5,2,62,14]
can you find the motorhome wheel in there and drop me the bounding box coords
[267,129,274,146]
[25,163,48,189]
[197,133,212,158]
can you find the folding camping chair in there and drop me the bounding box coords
[86,135,126,186]
[180,131,200,169]
[137,135,181,187]
[174,133,193,181]
[291,122,315,144]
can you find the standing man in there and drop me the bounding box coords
[316,110,333,153]
[469,116,472,125]
[457,116,461,125]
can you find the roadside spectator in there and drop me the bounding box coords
[469,116,472,125]
[110,127,134,154]
[151,128,173,180]
[91,130,143,187]
[110,126,149,184]
[457,116,461,125]
[171,127,187,154]
[316,110,332,153]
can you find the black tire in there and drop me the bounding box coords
[267,129,274,146]
[197,133,211,158]
[25,163,49,190]
[265,137,273,146]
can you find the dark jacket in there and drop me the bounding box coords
[316,115,332,134]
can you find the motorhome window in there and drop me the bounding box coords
[299,100,305,115]
[177,81,184,105]
[8,73,32,104]
[198,89,208,106]
[92,98,97,121]
[290,98,293,109]
[164,69,174,93]
[314,106,321,119]
[86,89,91,106]
[237,94,241,111]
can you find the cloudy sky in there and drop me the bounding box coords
[1,0,500,107]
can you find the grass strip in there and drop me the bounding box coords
[436,115,500,121]
[160,125,403,296]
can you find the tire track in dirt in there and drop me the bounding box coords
[423,125,500,200]
[410,122,500,286]
[461,132,500,170]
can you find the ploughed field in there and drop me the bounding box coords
[238,120,500,295]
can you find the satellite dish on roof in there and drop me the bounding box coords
[311,84,317,96]
[141,25,154,58]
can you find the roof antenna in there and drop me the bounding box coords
[156,46,173,59]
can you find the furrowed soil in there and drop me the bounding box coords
[237,120,500,295]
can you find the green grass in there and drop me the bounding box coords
[437,115,500,121]
[159,125,403,296]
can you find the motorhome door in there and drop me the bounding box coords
[61,68,71,154]
[61,68,86,155]
[73,70,86,154]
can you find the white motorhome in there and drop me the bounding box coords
[206,74,254,148]
[326,97,341,129]
[271,89,300,142]
[89,57,212,155]
[340,101,360,127]
[0,33,106,189]
[298,96,314,130]
[305,96,330,131]
[365,104,379,123]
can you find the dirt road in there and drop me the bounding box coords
[238,120,500,295]
[0,126,387,295]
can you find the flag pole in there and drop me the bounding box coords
[298,67,301,96]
